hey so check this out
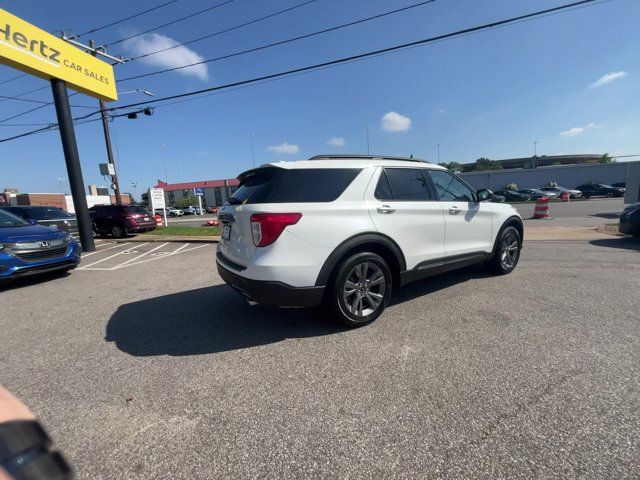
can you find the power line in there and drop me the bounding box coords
[130,0,320,61]
[74,0,181,38]
[108,0,605,110]
[106,0,236,46]
[0,73,29,85]
[0,95,95,109]
[119,0,437,82]
[0,0,607,142]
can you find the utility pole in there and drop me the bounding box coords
[89,40,122,204]
[437,144,440,163]
[161,144,168,183]
[365,127,370,155]
[249,133,256,168]
[534,141,538,156]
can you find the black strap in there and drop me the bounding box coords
[0,421,73,479]
[0,421,50,464]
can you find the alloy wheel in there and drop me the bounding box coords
[342,262,386,318]
[500,231,520,269]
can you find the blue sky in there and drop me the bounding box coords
[1,0,638,196]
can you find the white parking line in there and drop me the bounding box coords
[115,243,208,269]
[112,243,169,268]
[79,243,149,269]
[82,242,128,257]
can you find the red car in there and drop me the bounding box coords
[89,204,156,238]
[207,206,219,214]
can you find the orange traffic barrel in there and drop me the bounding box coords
[533,196,552,219]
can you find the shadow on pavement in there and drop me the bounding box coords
[105,285,346,356]
[106,265,492,357]
[589,237,640,251]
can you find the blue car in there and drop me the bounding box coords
[0,208,81,285]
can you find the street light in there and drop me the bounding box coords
[161,144,168,184]
[249,133,256,168]
[118,89,155,97]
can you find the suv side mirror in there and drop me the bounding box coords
[476,189,492,202]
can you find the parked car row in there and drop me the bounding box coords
[490,183,625,202]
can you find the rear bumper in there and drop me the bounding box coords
[217,261,324,307]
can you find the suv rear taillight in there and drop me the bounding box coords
[250,213,302,247]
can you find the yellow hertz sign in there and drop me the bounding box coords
[0,9,117,101]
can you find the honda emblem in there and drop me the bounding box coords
[39,241,50,248]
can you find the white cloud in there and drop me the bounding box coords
[559,122,601,138]
[559,127,584,138]
[267,142,299,154]
[125,33,209,81]
[381,111,412,132]
[327,136,345,147]
[589,71,627,88]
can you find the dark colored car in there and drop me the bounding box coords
[494,190,532,202]
[0,205,79,240]
[517,189,558,200]
[0,209,81,285]
[575,184,625,198]
[611,182,626,189]
[89,204,156,238]
[619,203,640,237]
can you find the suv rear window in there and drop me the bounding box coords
[229,168,361,204]
[125,206,151,215]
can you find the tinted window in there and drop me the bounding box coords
[0,209,29,227]
[1,207,28,220]
[229,168,361,204]
[375,168,433,201]
[429,170,475,202]
[24,207,73,219]
[125,206,151,215]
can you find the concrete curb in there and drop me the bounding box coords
[113,235,219,243]
[524,226,615,241]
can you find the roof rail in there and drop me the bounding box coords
[308,154,430,164]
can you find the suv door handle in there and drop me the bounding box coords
[449,206,461,214]
[377,205,395,214]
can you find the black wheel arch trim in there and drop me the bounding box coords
[491,216,524,256]
[314,232,406,287]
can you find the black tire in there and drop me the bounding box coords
[325,252,392,328]
[486,225,522,275]
[583,194,591,199]
[606,192,614,198]
[111,223,126,238]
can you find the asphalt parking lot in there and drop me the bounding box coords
[1,236,639,479]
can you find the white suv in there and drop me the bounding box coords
[216,155,523,327]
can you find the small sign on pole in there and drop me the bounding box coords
[149,187,167,226]
[194,187,204,215]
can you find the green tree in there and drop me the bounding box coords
[599,153,615,164]
[176,195,198,207]
[473,157,502,171]
[504,183,518,191]
[438,161,461,171]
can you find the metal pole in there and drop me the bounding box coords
[162,144,168,183]
[534,141,538,156]
[365,127,370,154]
[437,144,440,163]
[50,79,95,252]
[250,133,255,168]
[89,41,122,205]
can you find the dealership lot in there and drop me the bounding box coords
[1,236,639,479]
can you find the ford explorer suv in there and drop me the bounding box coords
[0,208,81,285]
[216,155,523,327]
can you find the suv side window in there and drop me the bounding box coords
[429,170,476,202]
[375,168,433,201]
